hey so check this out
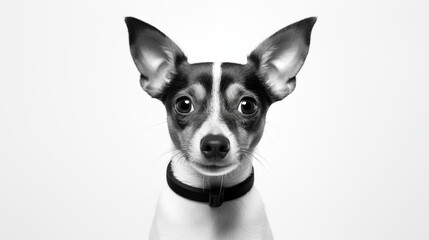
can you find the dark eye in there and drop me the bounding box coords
[238,97,258,115]
[175,96,194,114]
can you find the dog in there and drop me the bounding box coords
[125,16,316,240]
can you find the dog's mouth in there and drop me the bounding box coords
[190,162,239,176]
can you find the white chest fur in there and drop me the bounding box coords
[149,186,273,240]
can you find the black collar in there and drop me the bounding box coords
[166,162,254,207]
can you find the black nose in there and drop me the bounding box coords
[200,134,230,160]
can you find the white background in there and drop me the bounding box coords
[1,0,429,239]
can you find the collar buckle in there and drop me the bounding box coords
[208,188,225,207]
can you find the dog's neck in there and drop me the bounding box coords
[170,155,253,189]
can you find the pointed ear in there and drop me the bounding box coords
[248,17,316,101]
[125,17,187,99]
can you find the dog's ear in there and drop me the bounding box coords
[247,17,316,101]
[125,17,187,99]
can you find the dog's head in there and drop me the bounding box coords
[125,17,316,176]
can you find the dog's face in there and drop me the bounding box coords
[162,62,271,176]
[125,17,316,176]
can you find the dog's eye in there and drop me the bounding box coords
[175,96,194,114]
[238,97,258,115]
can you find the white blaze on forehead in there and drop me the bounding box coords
[211,62,222,118]
[198,62,225,135]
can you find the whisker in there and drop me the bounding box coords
[235,143,272,169]
[251,150,272,169]
[202,174,206,191]
[141,121,168,132]
[151,147,177,164]
[265,121,286,133]
[239,149,271,171]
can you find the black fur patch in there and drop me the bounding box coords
[220,63,271,132]
[163,63,214,131]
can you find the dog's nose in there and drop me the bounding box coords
[200,134,230,160]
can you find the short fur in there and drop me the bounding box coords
[125,16,316,240]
